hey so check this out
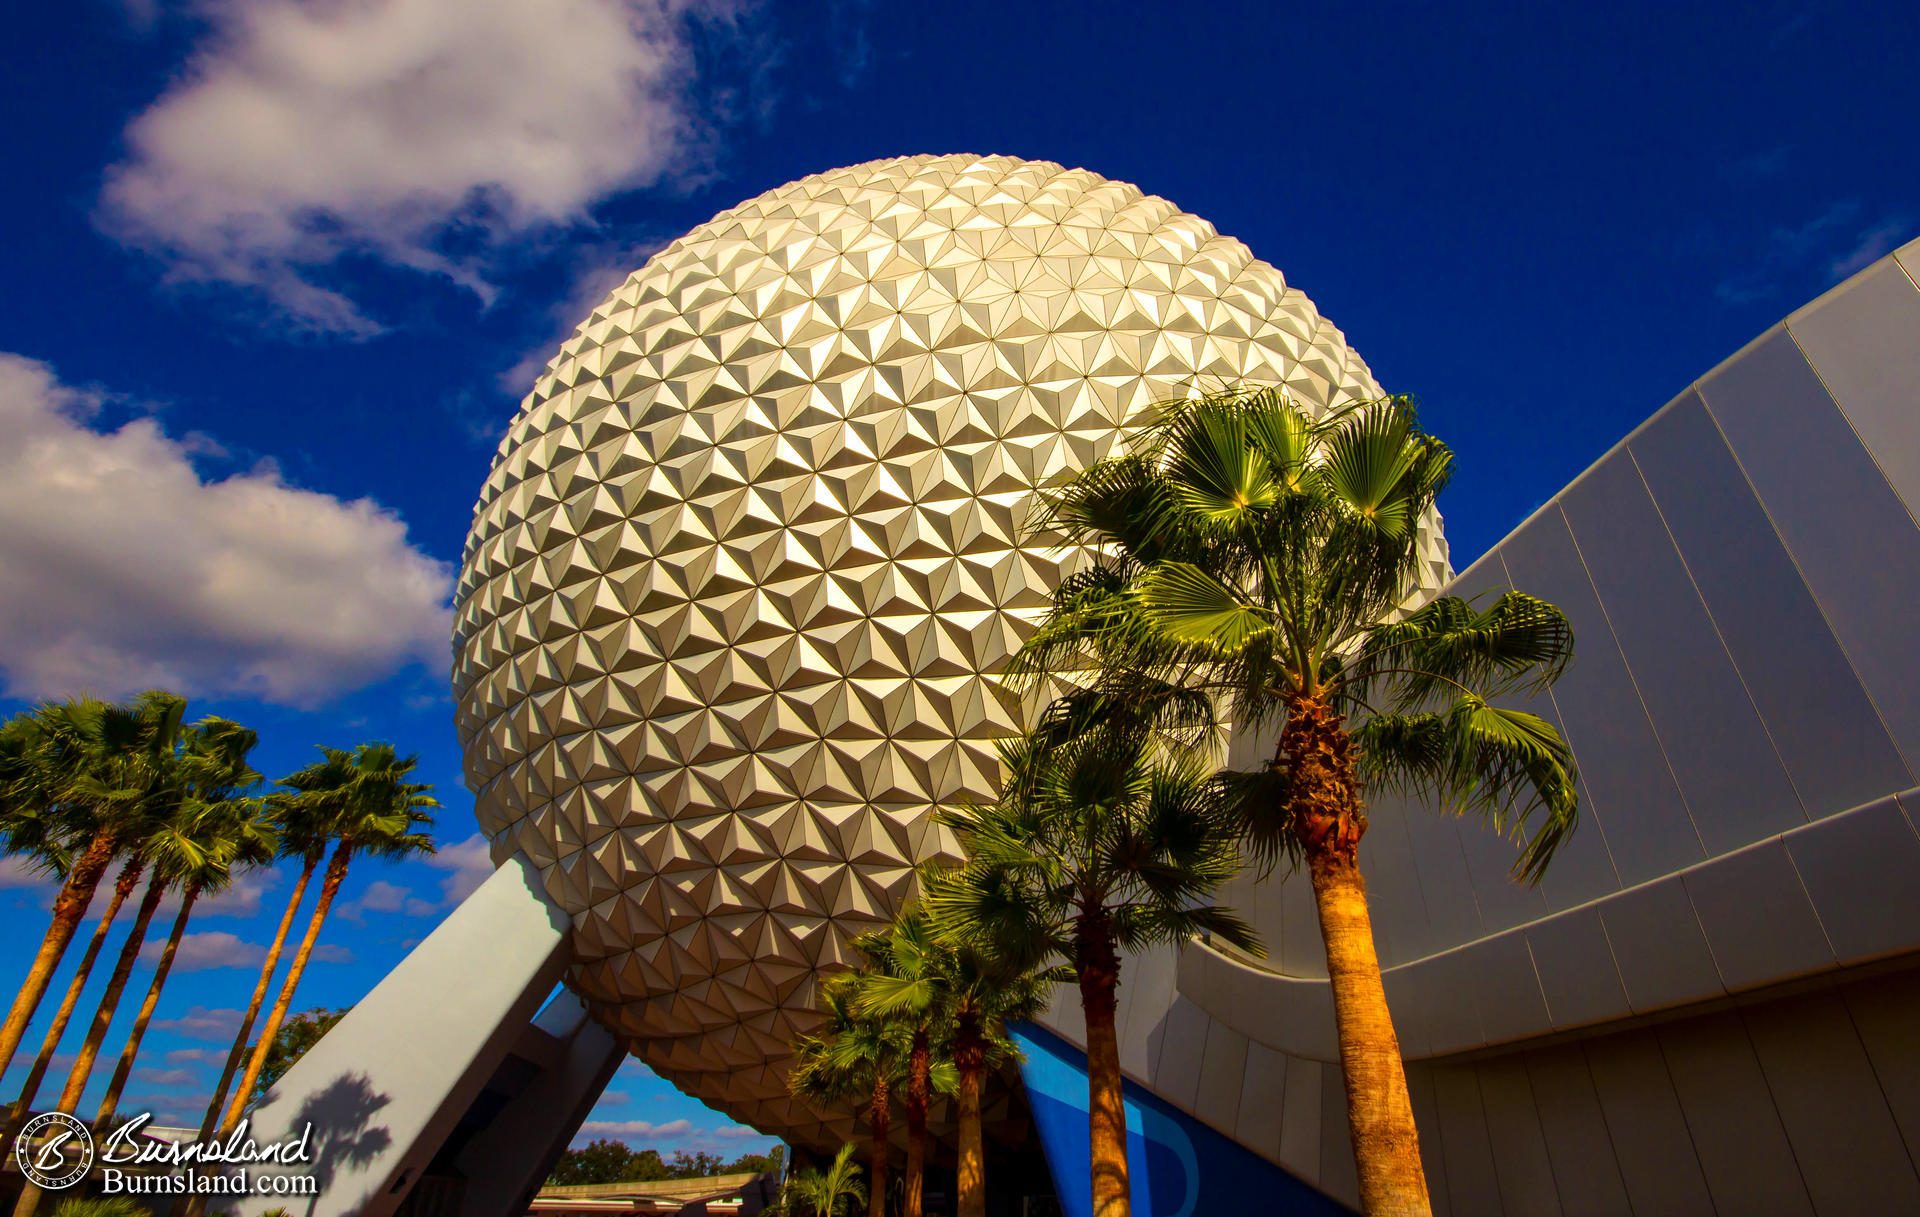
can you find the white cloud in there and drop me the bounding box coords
[154,1006,244,1041]
[132,1066,204,1089]
[427,834,496,905]
[120,1096,208,1128]
[165,1048,227,1066]
[579,1118,693,1138]
[492,239,665,405]
[161,868,280,921]
[144,931,268,973]
[599,1090,632,1106]
[339,878,436,922]
[0,355,452,705]
[0,856,56,895]
[100,0,768,333]
[1829,218,1914,281]
[311,942,356,964]
[1715,202,1914,305]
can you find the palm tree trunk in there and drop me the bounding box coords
[221,842,349,1135]
[1284,692,1431,1217]
[954,1012,986,1217]
[1308,846,1430,1216]
[903,1027,929,1217]
[196,853,314,1138]
[867,1078,891,1217]
[2,859,142,1145]
[1075,914,1129,1217]
[171,858,314,1217]
[13,871,165,1217]
[0,831,118,1078]
[96,882,199,1131]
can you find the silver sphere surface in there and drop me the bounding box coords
[451,154,1449,1143]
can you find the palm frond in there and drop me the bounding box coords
[1347,591,1574,713]
[1353,699,1579,884]
[1138,563,1272,650]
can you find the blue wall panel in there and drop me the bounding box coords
[1012,1023,1352,1217]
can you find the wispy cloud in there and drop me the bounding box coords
[479,236,669,444]
[338,879,438,923]
[161,869,280,921]
[427,834,497,906]
[153,1006,243,1042]
[1714,202,1911,305]
[143,931,267,973]
[580,1118,694,1138]
[98,0,775,335]
[1828,218,1914,280]
[119,1096,209,1128]
[0,855,56,895]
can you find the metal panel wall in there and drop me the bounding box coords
[1047,239,1920,1217]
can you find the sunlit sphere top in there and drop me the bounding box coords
[450,154,1450,1143]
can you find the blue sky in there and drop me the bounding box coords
[0,0,1913,1159]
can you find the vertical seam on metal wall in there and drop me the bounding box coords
[1553,503,1710,862]
[1564,1044,1636,1216]
[1786,277,1920,536]
[1691,369,1918,790]
[1619,445,1810,825]
[1508,1053,1570,1214]
[1463,1065,1509,1217]
[1837,976,1920,1185]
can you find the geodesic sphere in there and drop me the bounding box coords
[451,154,1450,1144]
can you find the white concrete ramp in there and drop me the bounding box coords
[234,855,623,1217]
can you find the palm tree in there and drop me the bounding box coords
[2,856,143,1147]
[841,913,955,1217]
[96,720,275,1132]
[14,730,207,1217]
[854,904,1066,1217]
[1014,387,1579,1215]
[790,975,912,1217]
[780,1143,866,1217]
[219,743,436,1134]
[190,781,335,1151]
[0,693,186,1080]
[925,702,1259,1217]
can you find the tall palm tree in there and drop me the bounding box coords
[789,975,912,1217]
[2,856,143,1147]
[190,782,335,1150]
[219,743,436,1134]
[780,1143,866,1217]
[925,704,1259,1217]
[1014,387,1579,1215]
[0,693,186,1080]
[861,901,1067,1217]
[97,721,275,1132]
[14,732,210,1217]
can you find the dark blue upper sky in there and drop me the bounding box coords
[0,0,1913,1152]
